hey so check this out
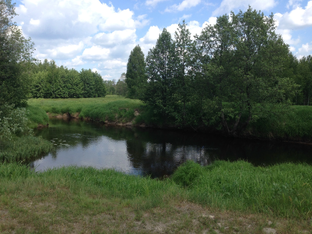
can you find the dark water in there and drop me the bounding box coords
[31,119,312,178]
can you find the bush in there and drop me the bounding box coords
[0,103,32,141]
[172,160,204,187]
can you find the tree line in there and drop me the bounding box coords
[29,59,106,99]
[125,7,312,135]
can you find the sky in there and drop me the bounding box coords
[12,0,312,80]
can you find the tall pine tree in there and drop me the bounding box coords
[126,45,146,99]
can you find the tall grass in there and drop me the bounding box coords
[173,160,312,219]
[1,160,311,219]
[28,96,143,123]
[0,135,53,163]
[26,105,49,128]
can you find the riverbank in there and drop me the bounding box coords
[28,96,312,143]
[0,105,53,163]
[0,161,311,233]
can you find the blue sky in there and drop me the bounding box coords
[13,0,312,80]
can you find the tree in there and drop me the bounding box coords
[196,7,296,135]
[126,45,147,99]
[115,79,128,96]
[0,0,34,106]
[143,28,179,121]
[296,56,312,105]
[93,71,106,97]
[174,21,194,126]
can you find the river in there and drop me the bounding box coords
[31,119,312,178]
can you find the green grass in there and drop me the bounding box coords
[28,96,312,140]
[26,105,49,128]
[0,161,311,233]
[249,105,312,140]
[174,160,312,219]
[28,95,143,123]
[0,135,53,163]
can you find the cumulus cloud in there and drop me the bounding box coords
[45,42,85,60]
[14,0,149,80]
[139,26,162,44]
[92,30,137,48]
[297,42,312,57]
[165,0,201,12]
[82,46,110,61]
[275,1,312,30]
[213,0,276,16]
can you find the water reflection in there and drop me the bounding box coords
[31,119,312,178]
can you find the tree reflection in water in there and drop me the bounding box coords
[31,119,312,177]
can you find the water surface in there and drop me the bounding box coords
[31,119,312,177]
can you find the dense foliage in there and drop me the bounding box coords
[0,0,34,107]
[137,7,303,135]
[125,45,146,99]
[30,59,106,98]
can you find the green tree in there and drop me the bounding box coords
[0,0,34,106]
[174,20,194,126]
[126,45,147,99]
[143,28,179,121]
[115,79,128,96]
[80,69,95,98]
[197,7,296,135]
[93,71,106,97]
[104,80,116,95]
[296,56,312,105]
[66,69,83,98]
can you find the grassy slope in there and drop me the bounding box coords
[0,161,311,233]
[249,105,312,140]
[28,95,143,123]
[0,104,53,163]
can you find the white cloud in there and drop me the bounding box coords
[93,29,137,48]
[71,56,85,66]
[92,68,100,73]
[287,0,303,9]
[213,0,276,16]
[99,59,127,70]
[275,1,312,30]
[145,0,168,7]
[82,46,110,61]
[139,26,161,44]
[165,0,201,12]
[297,42,312,57]
[275,28,300,46]
[30,18,40,26]
[179,14,192,22]
[46,42,84,60]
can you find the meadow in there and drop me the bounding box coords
[28,95,143,123]
[0,161,311,233]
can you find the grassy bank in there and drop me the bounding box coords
[0,135,53,163]
[28,96,312,141]
[28,95,142,123]
[250,105,312,140]
[0,161,311,233]
[0,104,52,163]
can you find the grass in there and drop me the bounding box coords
[0,135,53,163]
[28,97,312,141]
[248,105,312,140]
[26,105,50,128]
[28,95,143,123]
[0,161,311,233]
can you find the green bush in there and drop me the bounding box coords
[172,160,204,187]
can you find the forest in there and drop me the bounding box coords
[125,7,312,135]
